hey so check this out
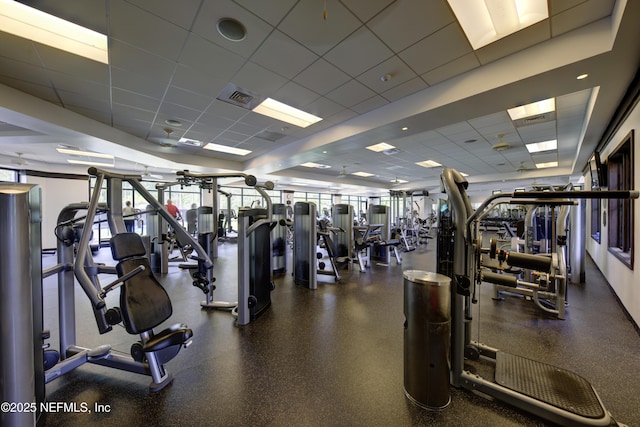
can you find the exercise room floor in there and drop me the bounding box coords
[41,239,640,426]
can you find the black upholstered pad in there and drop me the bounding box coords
[110,232,147,261]
[116,257,172,334]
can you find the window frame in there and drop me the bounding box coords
[606,130,634,269]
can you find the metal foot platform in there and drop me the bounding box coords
[495,352,606,420]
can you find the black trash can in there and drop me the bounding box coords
[403,270,451,410]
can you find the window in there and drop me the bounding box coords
[0,168,18,182]
[607,130,634,268]
[591,198,601,243]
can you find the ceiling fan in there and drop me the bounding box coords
[516,161,533,172]
[12,152,28,166]
[141,166,163,180]
[492,133,511,151]
[149,128,177,147]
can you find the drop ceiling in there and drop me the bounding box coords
[0,0,639,197]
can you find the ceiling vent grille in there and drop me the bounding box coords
[216,83,263,110]
[229,90,253,105]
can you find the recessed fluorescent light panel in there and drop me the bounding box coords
[535,161,558,169]
[300,162,331,169]
[416,160,442,168]
[352,171,375,177]
[366,142,396,152]
[178,137,203,147]
[390,178,408,183]
[0,0,109,64]
[67,159,114,167]
[56,147,113,159]
[252,98,322,128]
[203,143,251,156]
[526,139,557,153]
[448,0,548,50]
[508,97,555,120]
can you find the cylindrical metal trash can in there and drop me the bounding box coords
[403,270,451,410]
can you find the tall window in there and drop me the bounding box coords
[607,130,634,268]
[0,168,18,182]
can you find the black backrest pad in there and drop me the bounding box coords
[115,257,173,334]
[110,232,147,260]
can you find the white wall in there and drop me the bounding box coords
[585,99,640,326]
[25,175,88,249]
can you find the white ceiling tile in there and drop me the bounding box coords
[399,23,472,75]
[294,58,351,95]
[235,0,298,26]
[179,34,245,82]
[421,53,480,86]
[164,86,212,112]
[325,79,376,107]
[110,0,189,60]
[251,30,319,79]
[356,56,418,92]
[304,96,346,119]
[351,95,389,114]
[231,62,289,96]
[551,0,615,37]
[278,1,361,55]
[111,67,169,99]
[123,0,202,29]
[324,26,394,77]
[193,1,274,58]
[341,0,396,22]
[380,77,428,102]
[109,40,175,81]
[368,0,455,52]
[273,81,321,108]
[112,88,161,112]
[475,22,550,65]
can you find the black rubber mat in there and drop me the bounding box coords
[495,352,606,419]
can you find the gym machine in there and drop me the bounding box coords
[487,197,573,319]
[272,203,287,275]
[440,167,639,426]
[176,171,276,325]
[293,201,347,288]
[367,204,402,265]
[57,168,197,391]
[331,203,354,260]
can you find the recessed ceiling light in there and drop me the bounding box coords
[203,143,251,156]
[460,172,469,177]
[165,119,183,127]
[178,137,203,147]
[366,142,396,152]
[390,178,408,183]
[253,97,322,128]
[535,161,558,169]
[217,17,247,42]
[447,0,548,50]
[401,127,409,131]
[416,160,442,168]
[300,162,331,169]
[526,139,557,153]
[352,171,375,177]
[507,97,555,120]
[0,0,109,63]
[67,159,114,167]
[577,73,589,80]
[56,147,114,159]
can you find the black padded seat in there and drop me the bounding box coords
[110,233,179,335]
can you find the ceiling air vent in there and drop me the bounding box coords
[216,83,263,110]
[523,114,546,124]
[229,90,253,105]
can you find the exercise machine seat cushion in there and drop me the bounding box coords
[110,233,173,335]
[143,324,193,353]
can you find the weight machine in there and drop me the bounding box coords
[176,171,276,325]
[440,167,639,426]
